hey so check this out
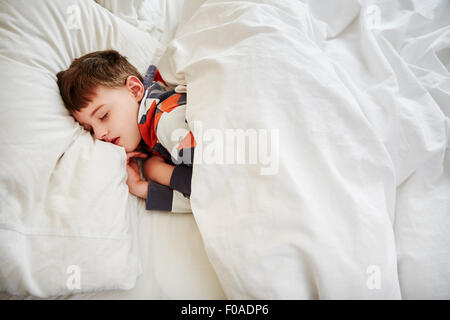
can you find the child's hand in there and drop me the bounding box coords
[126,151,148,163]
[125,151,148,199]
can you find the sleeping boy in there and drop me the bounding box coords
[56,50,195,212]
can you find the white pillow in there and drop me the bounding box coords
[0,0,163,297]
[95,0,187,48]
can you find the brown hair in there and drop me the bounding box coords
[56,50,143,113]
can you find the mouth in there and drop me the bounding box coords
[111,137,120,145]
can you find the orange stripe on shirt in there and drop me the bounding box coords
[177,131,196,150]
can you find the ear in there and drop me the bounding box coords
[125,76,144,102]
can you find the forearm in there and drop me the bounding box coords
[129,180,148,199]
[141,156,192,197]
[147,162,192,196]
[152,162,175,186]
[143,157,175,187]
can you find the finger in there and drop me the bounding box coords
[127,157,138,165]
[127,152,138,159]
[127,151,147,156]
[136,153,148,159]
[127,153,140,164]
[126,162,139,173]
[130,162,140,173]
[126,152,138,160]
[130,159,139,167]
[127,152,148,160]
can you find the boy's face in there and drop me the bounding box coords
[73,76,144,153]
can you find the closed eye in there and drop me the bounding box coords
[100,113,108,121]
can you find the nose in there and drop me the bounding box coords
[92,124,108,141]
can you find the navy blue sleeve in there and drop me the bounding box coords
[145,180,173,211]
[169,165,192,197]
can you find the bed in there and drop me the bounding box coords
[0,0,449,299]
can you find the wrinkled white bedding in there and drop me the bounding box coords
[1,0,448,300]
[157,0,450,298]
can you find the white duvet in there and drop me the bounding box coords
[158,0,450,299]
